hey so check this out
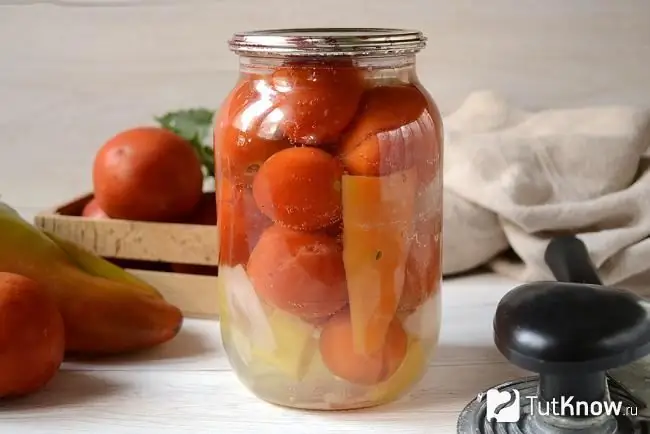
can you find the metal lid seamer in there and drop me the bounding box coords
[457,236,650,434]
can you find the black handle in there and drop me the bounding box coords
[493,235,650,407]
[544,235,602,285]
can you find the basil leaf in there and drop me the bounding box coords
[155,108,216,178]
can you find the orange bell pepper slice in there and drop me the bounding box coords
[341,168,417,355]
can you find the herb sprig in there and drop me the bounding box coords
[155,108,216,178]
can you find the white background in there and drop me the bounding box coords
[1,0,650,216]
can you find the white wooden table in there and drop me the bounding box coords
[0,269,529,434]
[2,0,649,432]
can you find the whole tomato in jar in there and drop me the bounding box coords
[271,61,364,145]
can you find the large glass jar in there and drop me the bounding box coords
[214,28,443,410]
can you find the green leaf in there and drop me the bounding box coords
[155,108,216,178]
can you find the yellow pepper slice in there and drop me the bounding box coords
[371,338,427,402]
[249,309,318,381]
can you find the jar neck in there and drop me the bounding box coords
[238,54,417,74]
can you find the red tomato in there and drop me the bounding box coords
[271,63,364,145]
[93,127,204,222]
[215,78,291,186]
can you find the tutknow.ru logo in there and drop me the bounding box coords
[482,388,638,423]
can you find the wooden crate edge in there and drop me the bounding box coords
[34,194,219,266]
[127,269,220,319]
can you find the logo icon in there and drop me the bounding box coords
[485,388,521,422]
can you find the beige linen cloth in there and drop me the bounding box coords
[441,91,650,289]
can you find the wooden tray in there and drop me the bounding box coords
[34,193,220,318]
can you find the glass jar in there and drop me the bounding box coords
[214,28,443,410]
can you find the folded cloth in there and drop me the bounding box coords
[442,91,650,289]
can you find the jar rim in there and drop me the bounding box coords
[228,27,427,57]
